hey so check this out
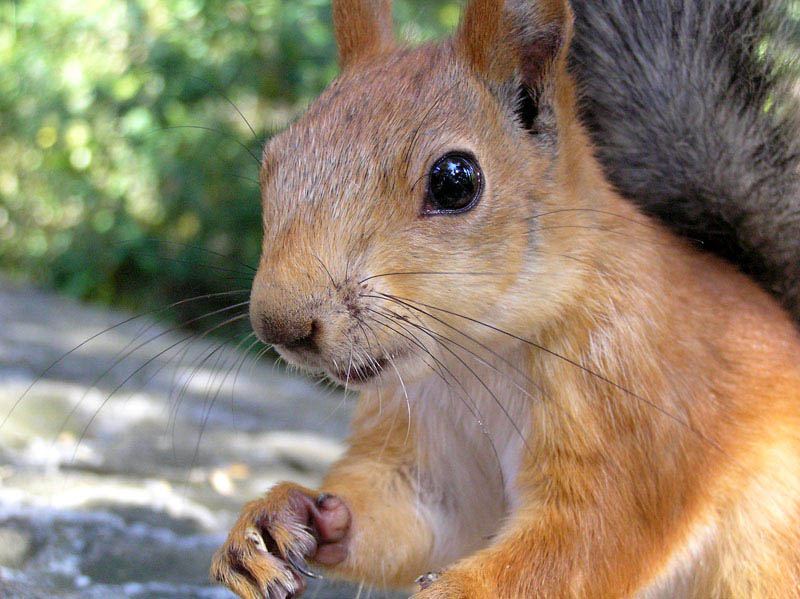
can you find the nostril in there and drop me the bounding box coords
[282,319,319,352]
[256,314,319,352]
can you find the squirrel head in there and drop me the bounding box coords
[250,0,598,387]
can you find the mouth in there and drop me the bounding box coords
[275,343,409,387]
[329,352,407,386]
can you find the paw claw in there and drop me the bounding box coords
[286,552,319,579]
[211,484,350,598]
[415,570,442,590]
[246,527,269,552]
[315,492,333,508]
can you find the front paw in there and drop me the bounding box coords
[211,483,351,599]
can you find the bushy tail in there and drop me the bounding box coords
[569,0,800,323]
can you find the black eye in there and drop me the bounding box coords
[425,153,483,214]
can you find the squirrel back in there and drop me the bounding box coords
[570,0,800,323]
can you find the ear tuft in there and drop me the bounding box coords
[516,84,540,133]
[332,0,395,68]
[456,0,572,90]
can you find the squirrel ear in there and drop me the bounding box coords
[332,0,395,67]
[456,0,572,90]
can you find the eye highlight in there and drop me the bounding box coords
[424,153,483,214]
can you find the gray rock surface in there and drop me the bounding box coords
[0,276,389,599]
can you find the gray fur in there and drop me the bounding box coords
[569,0,800,323]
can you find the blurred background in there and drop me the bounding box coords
[1,0,461,325]
[0,1,459,597]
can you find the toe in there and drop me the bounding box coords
[312,493,351,543]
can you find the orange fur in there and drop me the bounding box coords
[332,0,394,67]
[212,0,800,597]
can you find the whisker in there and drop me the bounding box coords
[184,330,259,477]
[367,311,507,491]
[367,306,532,458]
[55,300,250,444]
[345,253,354,285]
[186,74,263,147]
[343,343,355,395]
[526,207,704,246]
[366,314,458,401]
[374,301,539,393]
[402,82,460,179]
[117,337,187,413]
[68,312,250,468]
[367,326,413,445]
[376,307,539,404]
[166,315,253,446]
[229,335,260,433]
[534,249,626,287]
[359,271,504,285]
[228,173,261,187]
[111,239,258,272]
[312,253,338,288]
[373,306,615,486]
[2,289,250,430]
[168,336,235,457]
[248,344,274,379]
[192,332,242,427]
[352,315,378,358]
[373,292,738,465]
[113,253,256,278]
[527,207,660,229]
[146,125,261,165]
[367,300,590,456]
[526,224,679,248]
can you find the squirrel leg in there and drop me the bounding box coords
[408,438,677,599]
[409,510,645,599]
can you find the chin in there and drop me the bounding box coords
[330,351,433,390]
[276,342,429,390]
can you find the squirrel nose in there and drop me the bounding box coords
[253,313,319,352]
[249,264,325,352]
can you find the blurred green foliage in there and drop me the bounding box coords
[0,0,460,325]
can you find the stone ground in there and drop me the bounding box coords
[0,276,390,599]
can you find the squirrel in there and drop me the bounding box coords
[210,0,800,598]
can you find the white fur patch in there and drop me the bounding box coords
[637,517,717,599]
[389,347,532,567]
